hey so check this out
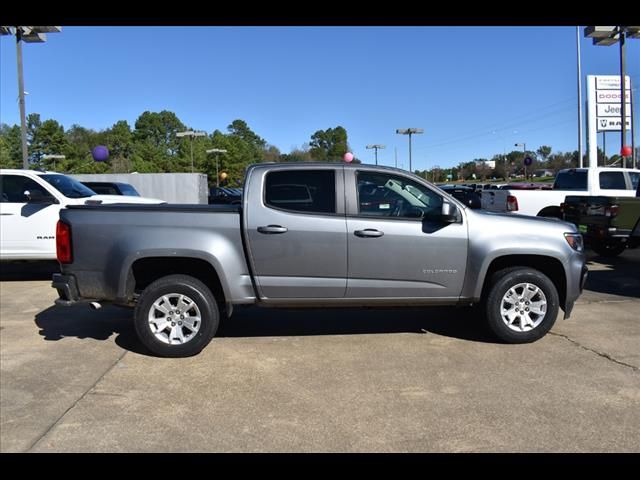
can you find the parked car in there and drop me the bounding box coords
[0,169,164,261]
[209,186,242,205]
[437,184,481,209]
[53,163,587,357]
[80,181,141,196]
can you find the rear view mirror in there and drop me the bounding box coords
[441,202,459,223]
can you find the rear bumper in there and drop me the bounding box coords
[51,273,97,306]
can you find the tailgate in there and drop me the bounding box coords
[563,196,615,232]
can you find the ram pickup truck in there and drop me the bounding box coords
[0,169,164,261]
[481,167,640,218]
[562,181,640,257]
[52,163,588,357]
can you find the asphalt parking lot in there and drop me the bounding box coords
[1,251,639,453]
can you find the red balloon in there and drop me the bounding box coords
[621,145,632,157]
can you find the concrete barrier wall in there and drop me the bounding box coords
[70,173,208,204]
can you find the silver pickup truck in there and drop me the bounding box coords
[52,163,588,357]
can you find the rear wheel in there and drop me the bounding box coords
[485,267,559,343]
[134,274,219,357]
[591,239,626,257]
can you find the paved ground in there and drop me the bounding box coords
[1,251,639,452]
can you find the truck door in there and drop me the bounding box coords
[345,169,468,299]
[245,166,347,299]
[0,174,61,259]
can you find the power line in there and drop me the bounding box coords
[412,97,577,153]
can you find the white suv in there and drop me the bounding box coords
[0,169,165,260]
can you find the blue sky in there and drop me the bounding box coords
[1,26,639,170]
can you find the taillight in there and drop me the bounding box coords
[56,221,72,264]
[605,205,619,217]
[507,195,519,212]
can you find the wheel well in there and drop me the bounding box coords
[131,257,226,310]
[482,255,566,308]
[537,206,562,218]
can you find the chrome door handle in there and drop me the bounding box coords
[354,229,384,238]
[257,225,288,234]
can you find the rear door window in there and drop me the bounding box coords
[265,170,336,214]
[554,170,588,190]
[599,172,626,190]
[0,175,51,203]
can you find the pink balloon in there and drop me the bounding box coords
[343,152,354,163]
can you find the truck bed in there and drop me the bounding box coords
[59,203,253,304]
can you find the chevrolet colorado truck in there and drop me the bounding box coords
[52,163,588,357]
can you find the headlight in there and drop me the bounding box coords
[564,233,584,252]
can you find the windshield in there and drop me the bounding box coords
[40,174,97,199]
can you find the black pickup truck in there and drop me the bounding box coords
[562,181,640,257]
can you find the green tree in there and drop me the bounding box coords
[105,120,134,162]
[536,145,552,165]
[0,124,22,169]
[134,110,185,156]
[31,119,70,170]
[309,126,349,161]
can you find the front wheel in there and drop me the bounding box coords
[134,274,219,357]
[485,267,559,343]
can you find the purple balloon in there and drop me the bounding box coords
[92,145,109,162]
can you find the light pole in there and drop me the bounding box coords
[577,26,584,168]
[584,26,640,168]
[365,144,385,165]
[1,26,61,169]
[206,149,228,187]
[41,154,65,171]
[515,142,526,179]
[176,130,207,172]
[396,128,423,172]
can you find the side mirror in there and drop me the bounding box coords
[24,190,56,204]
[441,201,460,223]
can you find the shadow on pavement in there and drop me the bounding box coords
[33,302,499,357]
[34,303,149,355]
[584,249,640,299]
[0,261,60,281]
[218,305,498,344]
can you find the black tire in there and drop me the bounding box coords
[591,239,626,257]
[134,274,219,357]
[485,267,559,344]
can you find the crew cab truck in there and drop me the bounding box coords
[481,167,640,218]
[0,169,164,261]
[562,181,640,257]
[52,163,588,357]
